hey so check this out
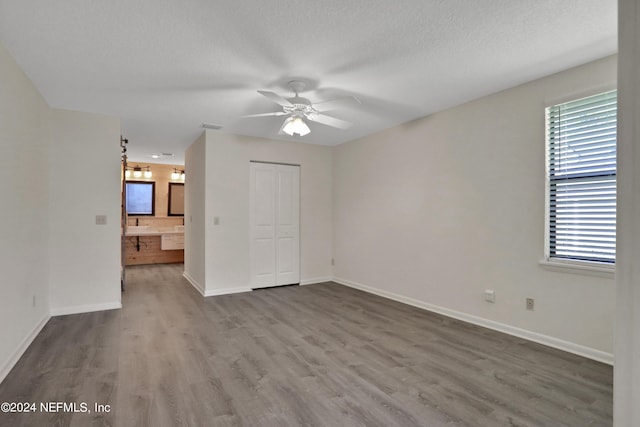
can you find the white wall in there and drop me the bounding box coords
[1,41,122,381]
[0,42,51,382]
[333,55,617,361]
[183,132,207,292]
[198,131,333,295]
[614,0,640,423]
[47,108,122,315]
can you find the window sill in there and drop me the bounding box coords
[539,258,615,279]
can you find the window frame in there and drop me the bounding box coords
[167,182,184,216]
[125,181,156,216]
[542,87,617,275]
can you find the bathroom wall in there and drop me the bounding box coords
[124,161,185,265]
[124,161,185,220]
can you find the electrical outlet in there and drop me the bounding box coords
[331,258,335,266]
[95,215,107,225]
[484,290,495,303]
[526,298,534,311]
[32,295,36,307]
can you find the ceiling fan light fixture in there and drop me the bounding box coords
[248,85,356,136]
[282,116,310,136]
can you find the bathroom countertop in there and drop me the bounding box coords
[125,226,184,236]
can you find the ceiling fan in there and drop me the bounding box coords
[243,81,360,136]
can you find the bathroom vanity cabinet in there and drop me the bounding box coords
[124,217,184,265]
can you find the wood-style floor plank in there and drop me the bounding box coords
[0,264,612,426]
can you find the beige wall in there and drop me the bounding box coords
[332,55,617,360]
[125,161,184,218]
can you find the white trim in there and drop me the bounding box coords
[332,277,614,366]
[206,287,252,297]
[182,272,252,297]
[183,271,206,295]
[50,302,121,317]
[539,258,615,279]
[0,313,50,384]
[300,276,333,286]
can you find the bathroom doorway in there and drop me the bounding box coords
[122,162,186,274]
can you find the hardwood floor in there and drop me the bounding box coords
[0,264,612,426]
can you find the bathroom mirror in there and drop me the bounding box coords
[125,181,155,216]
[168,182,184,216]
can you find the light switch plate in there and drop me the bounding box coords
[484,289,496,303]
[95,215,107,225]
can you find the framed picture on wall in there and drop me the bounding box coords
[125,181,155,216]
[168,182,184,216]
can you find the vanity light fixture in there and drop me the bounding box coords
[125,165,152,179]
[171,168,185,181]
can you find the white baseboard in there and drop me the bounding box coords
[183,271,205,295]
[300,276,333,286]
[182,272,251,297]
[50,302,122,317]
[206,287,252,296]
[0,313,50,384]
[332,277,614,366]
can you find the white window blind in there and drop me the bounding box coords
[546,90,617,263]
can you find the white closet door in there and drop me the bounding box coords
[250,162,300,288]
[275,165,300,285]
[250,163,277,288]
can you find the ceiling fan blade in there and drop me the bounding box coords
[307,113,353,129]
[258,90,293,107]
[313,96,361,112]
[242,111,289,118]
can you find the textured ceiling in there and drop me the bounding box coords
[0,0,616,164]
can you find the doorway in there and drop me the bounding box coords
[250,162,300,288]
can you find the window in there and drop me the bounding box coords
[125,181,155,216]
[546,90,617,264]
